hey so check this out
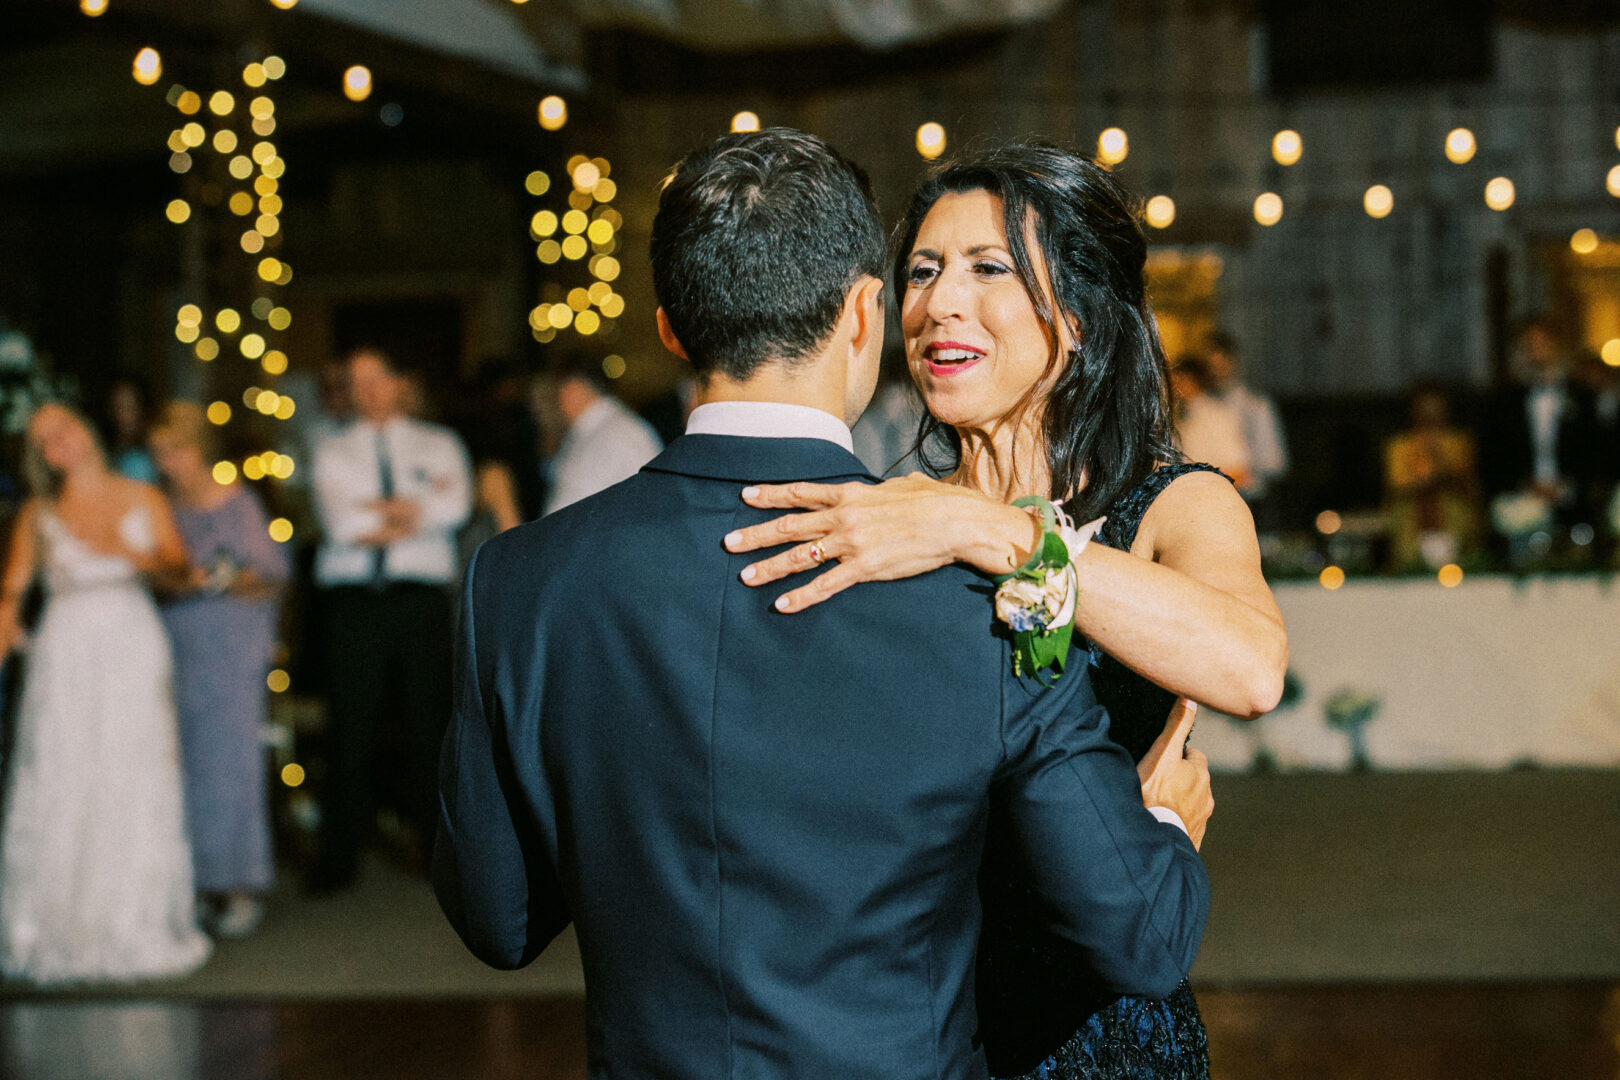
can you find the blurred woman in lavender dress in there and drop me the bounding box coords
[150,403,288,937]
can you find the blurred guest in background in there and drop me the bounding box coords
[0,403,209,983]
[1170,354,1250,487]
[106,377,159,484]
[151,402,289,937]
[1382,382,1480,570]
[450,369,530,574]
[1204,332,1288,503]
[536,352,661,515]
[310,348,471,891]
[638,374,698,449]
[1481,319,1601,533]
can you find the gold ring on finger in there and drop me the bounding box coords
[809,542,827,565]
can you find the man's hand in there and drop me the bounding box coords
[1138,698,1213,850]
[359,499,422,546]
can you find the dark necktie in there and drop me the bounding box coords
[372,430,394,585]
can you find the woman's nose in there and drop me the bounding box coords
[923,268,969,323]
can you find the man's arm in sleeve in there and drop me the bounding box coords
[995,668,1210,1001]
[433,544,570,968]
[415,430,475,533]
[311,436,385,546]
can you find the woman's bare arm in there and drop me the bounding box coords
[725,470,1287,718]
[0,501,39,651]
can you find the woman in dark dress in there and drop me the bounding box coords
[724,145,1287,1079]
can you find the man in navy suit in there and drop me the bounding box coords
[434,128,1212,1079]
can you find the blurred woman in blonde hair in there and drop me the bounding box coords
[0,401,210,984]
[151,401,288,937]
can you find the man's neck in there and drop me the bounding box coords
[693,359,847,423]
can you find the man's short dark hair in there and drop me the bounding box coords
[650,127,886,382]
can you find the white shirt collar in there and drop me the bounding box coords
[685,401,854,453]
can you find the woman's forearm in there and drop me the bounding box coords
[1070,543,1287,718]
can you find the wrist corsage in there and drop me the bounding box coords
[993,497,1106,683]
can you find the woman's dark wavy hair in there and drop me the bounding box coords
[892,144,1178,522]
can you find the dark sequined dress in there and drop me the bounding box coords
[979,463,1223,1080]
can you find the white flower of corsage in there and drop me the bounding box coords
[993,497,1105,683]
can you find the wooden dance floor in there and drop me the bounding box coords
[3,983,1617,1079]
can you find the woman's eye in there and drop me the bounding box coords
[905,263,939,285]
[973,260,1011,276]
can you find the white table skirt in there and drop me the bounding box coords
[1194,575,1620,771]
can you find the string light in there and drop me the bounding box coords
[525,170,551,196]
[1484,176,1515,211]
[731,111,760,133]
[1437,564,1464,588]
[133,48,162,86]
[1253,192,1283,226]
[602,355,627,379]
[1145,195,1175,229]
[343,66,372,102]
[1363,185,1394,219]
[915,122,946,160]
[1272,129,1302,166]
[1601,340,1620,367]
[270,0,299,8]
[209,90,235,116]
[1445,128,1476,163]
[81,0,108,15]
[538,95,567,131]
[268,518,294,542]
[1319,566,1346,590]
[1607,165,1620,199]
[1097,127,1128,166]
[1570,228,1599,254]
[165,199,191,224]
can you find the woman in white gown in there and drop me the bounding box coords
[0,403,210,984]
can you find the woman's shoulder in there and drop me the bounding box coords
[1135,463,1252,557]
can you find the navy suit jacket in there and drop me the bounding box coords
[434,434,1209,1080]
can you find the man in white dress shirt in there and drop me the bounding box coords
[1204,332,1288,502]
[538,354,662,516]
[311,347,472,890]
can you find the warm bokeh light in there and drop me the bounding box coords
[1601,339,1620,367]
[343,65,372,102]
[133,48,162,85]
[241,334,267,360]
[258,257,283,282]
[243,63,267,88]
[243,456,266,481]
[215,308,241,333]
[538,95,567,131]
[587,219,614,245]
[572,161,601,191]
[177,304,202,326]
[169,152,192,174]
[254,390,279,414]
[165,199,191,224]
[1271,129,1302,166]
[536,240,561,264]
[270,0,298,8]
[731,111,760,133]
[268,307,292,330]
[256,214,280,237]
[255,176,278,197]
[175,324,199,344]
[525,170,550,196]
[274,396,296,420]
[240,230,265,254]
[1608,165,1620,199]
[176,90,201,115]
[602,355,627,379]
[228,192,254,216]
[1097,127,1128,166]
[261,349,289,375]
[259,194,283,215]
[1363,184,1394,218]
[1570,228,1599,255]
[593,255,621,281]
[280,763,305,787]
[915,122,946,160]
[263,56,286,80]
[567,288,591,312]
[228,155,254,180]
[81,0,108,15]
[180,122,205,147]
[561,209,588,235]
[531,210,558,238]
[561,235,588,260]
[1485,176,1515,211]
[249,95,275,119]
[575,310,601,335]
[195,337,220,361]
[1437,564,1464,588]
[1254,192,1283,226]
[209,90,235,116]
[587,281,612,306]
[207,401,232,425]
[263,156,285,179]
[251,141,277,165]
[593,178,617,203]
[600,294,625,319]
[1319,565,1346,590]
[1144,195,1175,229]
[268,669,291,693]
[1445,127,1476,163]
[1315,510,1342,535]
[546,305,572,330]
[212,129,238,154]
[271,454,295,479]
[213,461,238,485]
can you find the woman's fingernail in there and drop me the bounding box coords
[775,595,791,612]
[724,531,741,549]
[740,565,756,583]
[742,486,760,500]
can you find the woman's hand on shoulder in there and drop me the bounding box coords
[722,473,1039,612]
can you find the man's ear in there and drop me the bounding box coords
[655,307,689,361]
[845,276,885,356]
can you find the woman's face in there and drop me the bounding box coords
[149,429,206,484]
[29,406,95,473]
[900,189,1070,434]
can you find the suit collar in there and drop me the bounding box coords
[643,434,875,485]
